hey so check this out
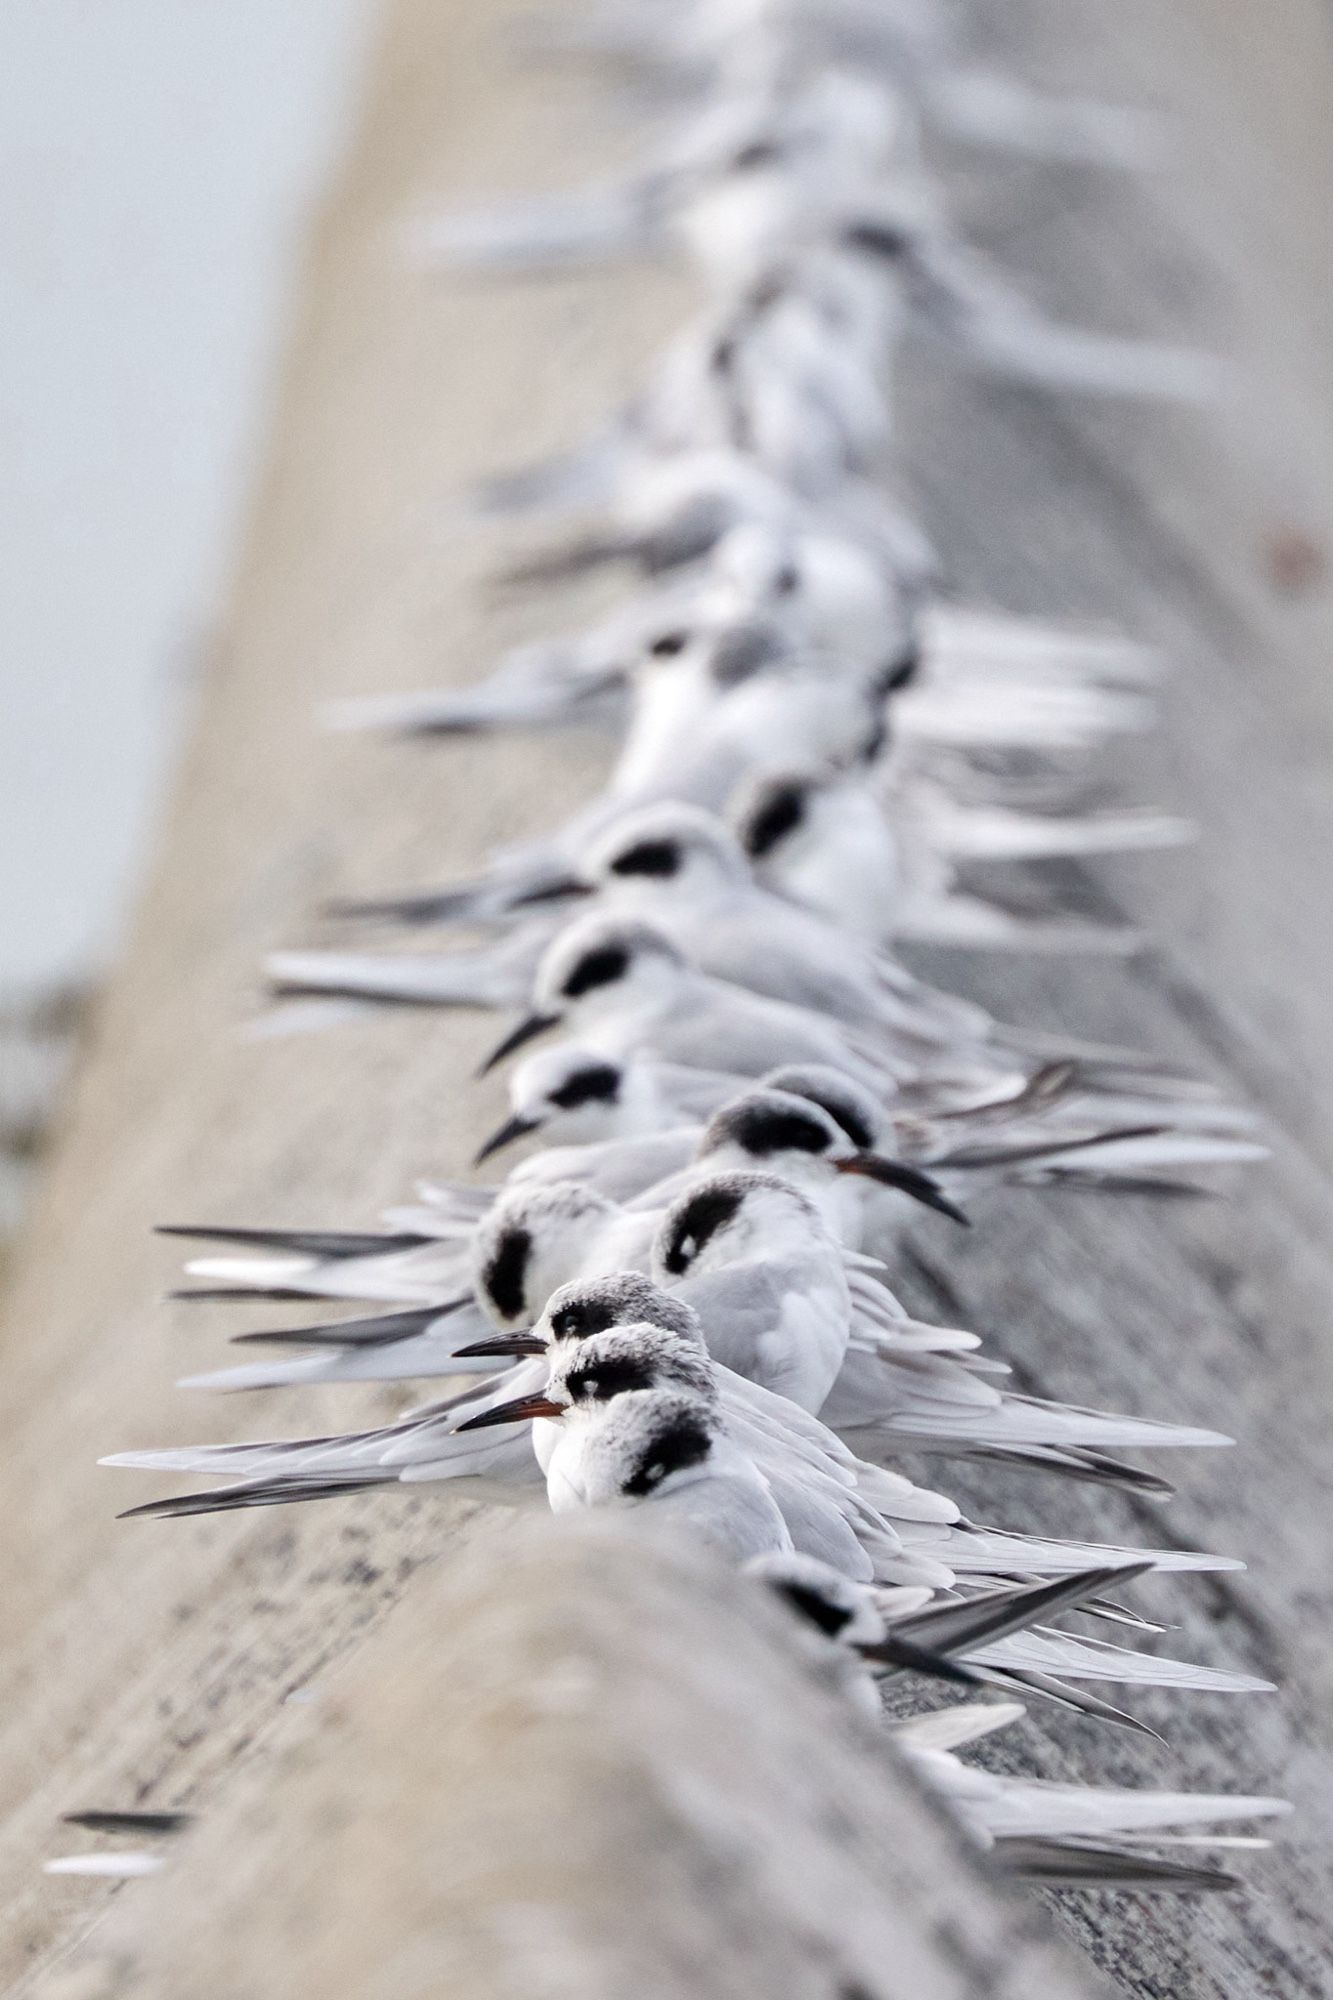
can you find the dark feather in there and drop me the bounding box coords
[886,1563,1151,1659]
[995,1838,1239,1893]
[230,1303,462,1350]
[156,1224,432,1259]
[119,1475,392,1520]
[63,1810,192,1837]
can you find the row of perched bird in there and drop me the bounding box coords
[63,0,1287,1903]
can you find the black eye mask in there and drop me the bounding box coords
[709,625,783,689]
[622,1416,713,1497]
[660,1185,744,1275]
[786,1088,875,1153]
[482,1228,532,1323]
[549,1294,620,1342]
[742,783,806,858]
[608,840,680,879]
[841,219,910,262]
[729,139,782,172]
[562,945,630,1000]
[772,1577,855,1639]
[722,1104,830,1159]
[566,1354,655,1402]
[548,1063,622,1111]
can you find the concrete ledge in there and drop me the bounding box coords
[35,1518,1109,2000]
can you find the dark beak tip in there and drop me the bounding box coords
[476,1012,558,1077]
[510,877,593,908]
[471,1115,538,1167]
[844,1151,970,1227]
[452,1334,544,1359]
[455,1392,562,1431]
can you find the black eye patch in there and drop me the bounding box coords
[562,945,629,999]
[858,706,889,766]
[730,140,781,172]
[772,1578,854,1638]
[644,496,731,574]
[798,1091,874,1152]
[549,1063,621,1110]
[661,1185,744,1275]
[741,783,805,858]
[772,563,800,596]
[710,625,781,689]
[728,1104,829,1158]
[567,1355,654,1402]
[878,643,920,695]
[550,1294,617,1342]
[608,839,679,879]
[622,1416,713,1497]
[842,220,910,262]
[482,1228,531,1323]
[648,629,688,658]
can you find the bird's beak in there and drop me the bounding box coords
[472,1113,540,1166]
[854,1634,982,1686]
[833,1153,970,1226]
[452,1331,547,1359]
[476,1011,560,1076]
[454,1391,565,1431]
[507,876,595,908]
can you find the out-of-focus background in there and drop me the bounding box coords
[0,4,1326,1992]
[0,4,1327,1255]
[0,2,371,1234]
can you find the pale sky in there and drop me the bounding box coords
[0,0,370,991]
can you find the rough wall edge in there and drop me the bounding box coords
[30,1517,1112,2000]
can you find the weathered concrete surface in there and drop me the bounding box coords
[888,6,1331,1994]
[0,0,1325,1996]
[29,1520,1113,2000]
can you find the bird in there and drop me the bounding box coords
[411,62,1212,407]
[731,756,1189,956]
[892,1705,1287,1892]
[267,618,899,969]
[266,802,1002,1052]
[473,913,979,1091]
[749,1552,1287,1890]
[159,1068,1261,1424]
[141,1174,1234,1499]
[463,1044,1256,1194]
[324,516,1162,770]
[470,911,1212,1109]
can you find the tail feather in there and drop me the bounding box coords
[952,314,1221,403]
[992,1838,1242,1891]
[982,1787,1290,1842]
[228,1304,462,1350]
[921,607,1161,686]
[157,1224,432,1260]
[978,1668,1164,1737]
[119,1474,395,1519]
[935,807,1194,862]
[894,899,1141,954]
[979,1629,1275,1695]
[399,186,652,275]
[63,1810,192,1837]
[264,947,527,1011]
[927,72,1164,171]
[888,1564,1151,1659]
[945,1524,1242,1577]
